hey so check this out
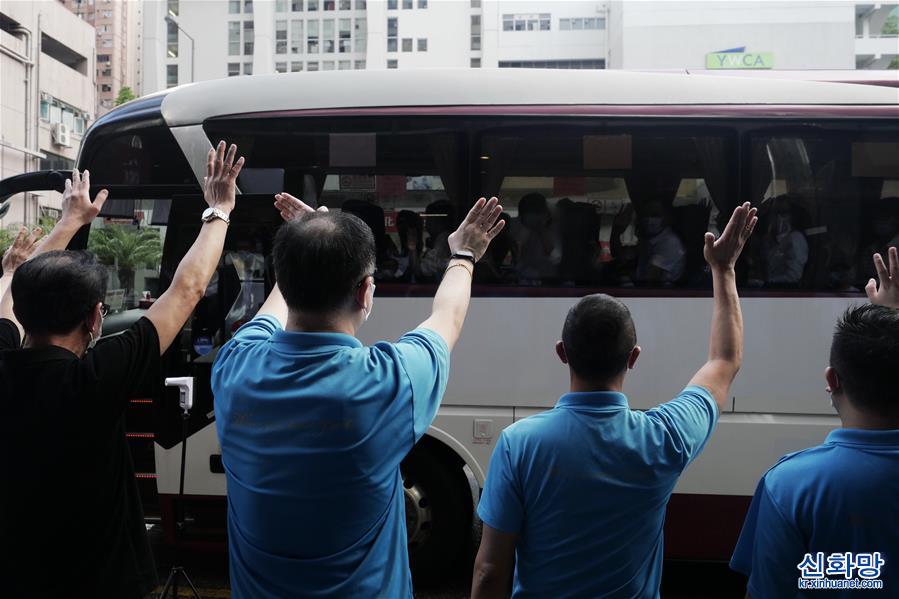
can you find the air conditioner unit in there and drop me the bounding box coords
[51,123,71,148]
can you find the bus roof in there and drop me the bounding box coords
[154,69,899,127]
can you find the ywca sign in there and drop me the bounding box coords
[706,51,774,69]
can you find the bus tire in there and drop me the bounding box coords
[402,439,473,586]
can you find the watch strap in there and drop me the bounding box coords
[451,252,476,266]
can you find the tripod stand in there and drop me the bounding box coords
[158,377,202,599]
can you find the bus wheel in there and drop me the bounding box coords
[402,441,473,585]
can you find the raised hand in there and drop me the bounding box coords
[448,197,505,262]
[274,192,327,222]
[866,246,899,309]
[703,202,758,271]
[61,168,108,226]
[2,226,43,274]
[204,141,245,214]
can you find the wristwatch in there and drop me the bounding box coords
[451,250,476,266]
[201,206,231,225]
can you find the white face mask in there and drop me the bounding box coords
[87,331,98,351]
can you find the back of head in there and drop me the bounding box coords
[830,304,899,416]
[562,294,637,382]
[12,250,108,336]
[518,193,548,217]
[273,212,375,313]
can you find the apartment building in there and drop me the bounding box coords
[1,0,96,226]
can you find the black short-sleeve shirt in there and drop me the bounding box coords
[0,317,161,598]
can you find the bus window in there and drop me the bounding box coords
[476,125,737,288]
[90,199,169,312]
[204,118,467,285]
[747,125,899,291]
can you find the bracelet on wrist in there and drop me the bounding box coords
[444,262,473,279]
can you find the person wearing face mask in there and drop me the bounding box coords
[0,141,244,598]
[211,193,505,598]
[761,202,808,286]
[634,200,686,285]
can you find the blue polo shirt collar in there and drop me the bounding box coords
[271,330,363,352]
[555,391,629,411]
[825,427,899,447]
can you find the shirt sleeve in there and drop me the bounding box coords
[477,432,524,535]
[644,385,718,472]
[231,314,282,343]
[84,317,161,415]
[0,319,21,350]
[394,327,450,442]
[730,475,807,598]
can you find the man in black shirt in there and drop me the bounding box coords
[0,142,244,598]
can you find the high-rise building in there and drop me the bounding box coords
[0,0,96,227]
[63,0,141,115]
[141,0,610,92]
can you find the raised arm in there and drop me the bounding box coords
[145,141,244,354]
[418,197,504,350]
[688,202,758,410]
[0,227,44,334]
[36,169,109,255]
[866,246,898,310]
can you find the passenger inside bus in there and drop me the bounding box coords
[857,198,899,286]
[511,193,561,284]
[474,211,517,284]
[751,196,809,287]
[632,200,687,286]
[418,200,456,281]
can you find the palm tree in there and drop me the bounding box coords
[88,226,163,301]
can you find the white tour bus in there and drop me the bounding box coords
[2,69,897,581]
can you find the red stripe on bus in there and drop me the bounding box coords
[212,104,899,120]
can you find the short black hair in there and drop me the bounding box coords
[830,304,899,415]
[518,193,548,217]
[562,294,637,382]
[273,211,376,313]
[11,250,108,336]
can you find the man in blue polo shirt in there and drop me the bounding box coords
[731,246,899,597]
[212,194,504,598]
[471,203,759,599]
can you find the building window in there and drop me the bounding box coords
[276,61,288,73]
[276,20,288,53]
[49,104,62,124]
[470,57,481,68]
[167,0,178,16]
[402,0,412,8]
[166,64,178,87]
[244,20,255,55]
[97,54,111,63]
[503,13,550,31]
[354,18,366,52]
[229,0,240,13]
[417,38,427,51]
[498,59,605,69]
[101,68,112,77]
[354,59,366,69]
[323,19,334,52]
[101,84,112,92]
[40,99,50,120]
[560,18,605,31]
[291,61,303,71]
[276,0,287,11]
[307,20,319,53]
[338,60,350,69]
[228,62,240,76]
[387,0,397,9]
[167,21,178,57]
[228,21,240,55]
[471,14,481,51]
[322,60,334,70]
[387,17,397,52]
[402,38,412,52]
[339,19,351,52]
[470,0,480,7]
[355,0,366,8]
[39,152,74,173]
[418,0,427,7]
[307,61,319,71]
[243,62,253,75]
[387,59,397,68]
[339,0,351,9]
[244,0,253,14]
[292,0,303,9]
[74,116,86,135]
[291,20,303,53]
[308,0,318,9]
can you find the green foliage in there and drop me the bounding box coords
[114,86,137,106]
[882,15,898,35]
[889,57,899,70]
[0,227,17,256]
[88,225,162,271]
